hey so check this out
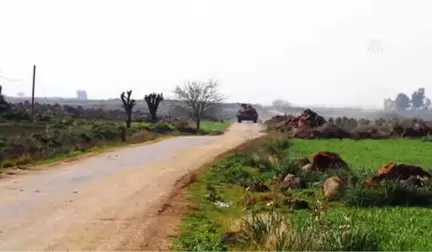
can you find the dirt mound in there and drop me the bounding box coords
[311,123,352,139]
[394,123,432,137]
[311,151,348,172]
[265,109,328,137]
[351,125,393,139]
[364,162,432,187]
[282,109,326,129]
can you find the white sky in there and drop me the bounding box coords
[0,0,431,108]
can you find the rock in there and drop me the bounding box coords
[301,163,313,173]
[281,174,302,190]
[283,199,309,210]
[311,151,348,172]
[323,176,346,200]
[245,182,270,192]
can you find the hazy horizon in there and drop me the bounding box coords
[1,0,432,109]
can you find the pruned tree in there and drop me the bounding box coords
[120,90,136,128]
[173,79,224,131]
[144,92,164,122]
[394,93,410,111]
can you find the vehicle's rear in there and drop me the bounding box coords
[236,107,258,123]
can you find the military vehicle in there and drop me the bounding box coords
[236,103,258,123]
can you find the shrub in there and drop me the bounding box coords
[149,122,175,133]
[1,160,15,169]
[15,154,33,166]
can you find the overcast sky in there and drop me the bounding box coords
[0,0,431,108]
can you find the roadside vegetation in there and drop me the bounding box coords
[0,82,230,172]
[172,133,432,251]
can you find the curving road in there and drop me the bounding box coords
[0,122,264,251]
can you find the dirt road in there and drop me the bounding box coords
[0,122,264,251]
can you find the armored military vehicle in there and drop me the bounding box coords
[236,103,258,123]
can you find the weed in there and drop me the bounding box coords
[235,201,382,251]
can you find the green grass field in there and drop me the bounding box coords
[173,136,432,251]
[289,139,432,172]
[288,139,432,251]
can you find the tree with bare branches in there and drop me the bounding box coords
[120,90,136,128]
[173,79,224,131]
[144,92,164,122]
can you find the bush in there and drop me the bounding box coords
[15,154,33,166]
[1,160,15,169]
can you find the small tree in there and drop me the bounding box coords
[120,90,136,128]
[144,93,164,122]
[411,88,425,109]
[173,79,224,131]
[394,93,410,111]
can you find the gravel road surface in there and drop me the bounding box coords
[0,122,264,250]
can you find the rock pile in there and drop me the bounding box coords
[364,162,432,187]
[268,109,326,133]
[265,108,432,139]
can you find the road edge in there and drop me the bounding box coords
[0,135,177,180]
[139,132,269,251]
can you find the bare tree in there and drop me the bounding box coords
[144,92,164,122]
[173,79,224,131]
[120,90,136,128]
